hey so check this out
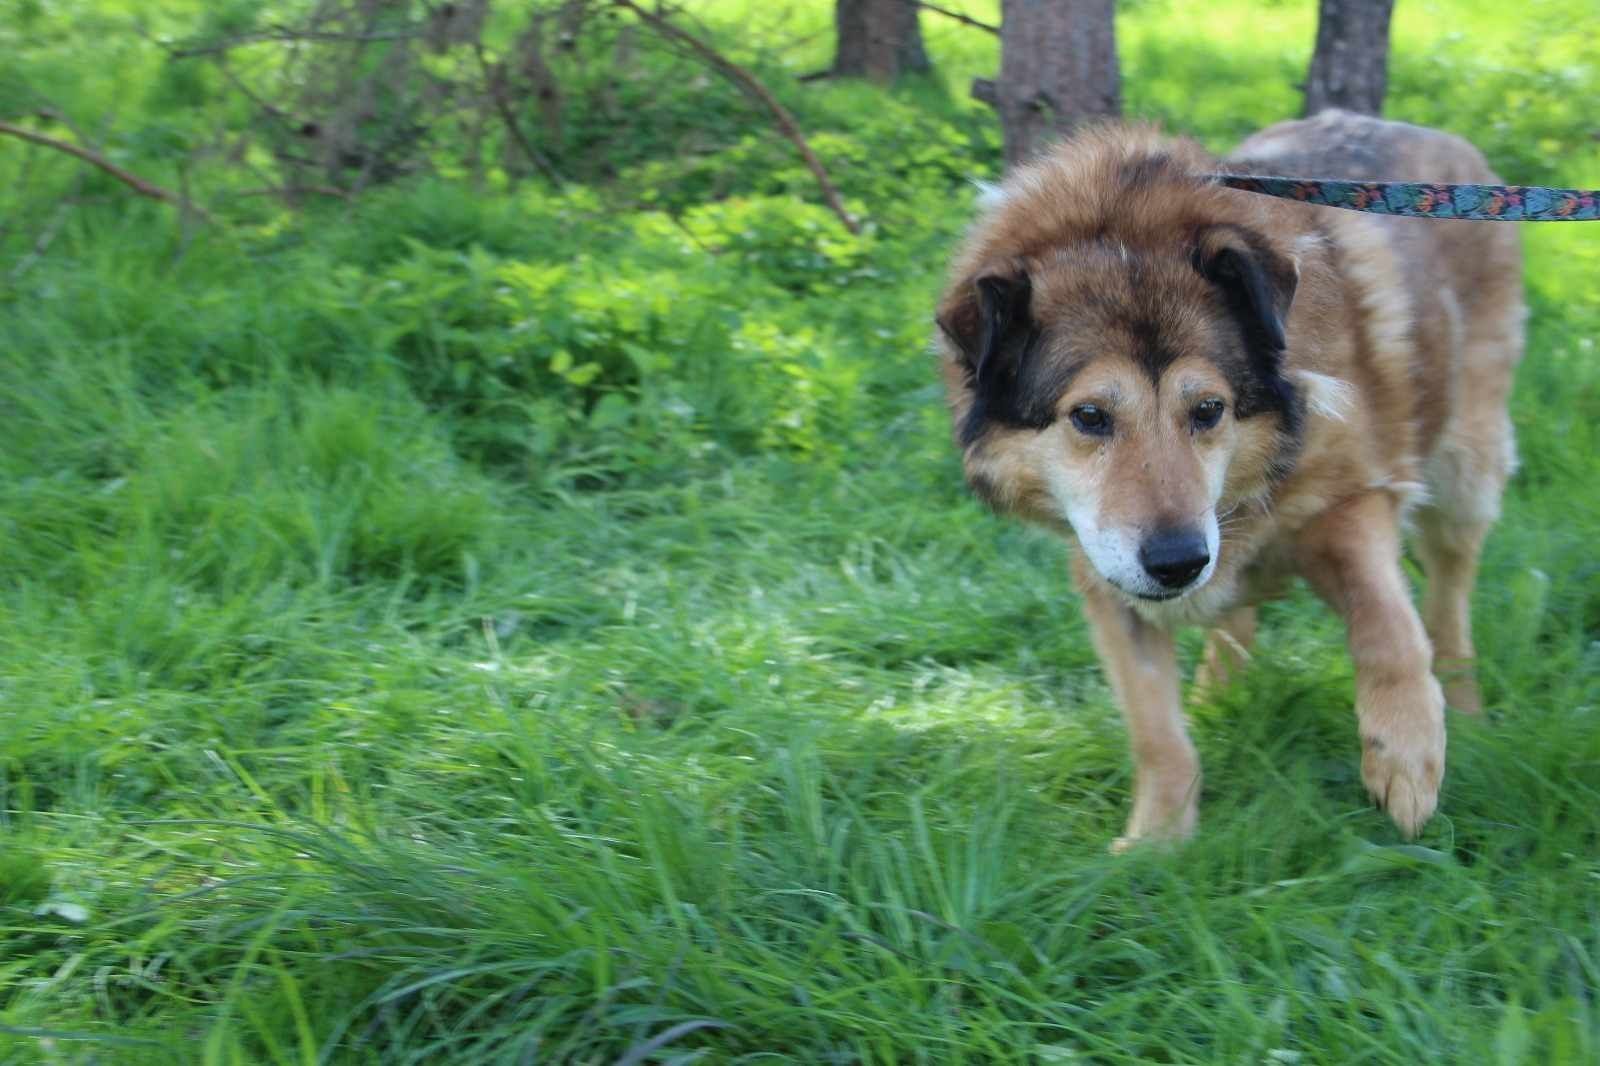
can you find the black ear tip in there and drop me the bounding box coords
[975,275,1005,310]
[952,263,1037,405]
[975,268,1032,324]
[1200,245,1246,286]
[1195,231,1293,354]
[975,270,1030,307]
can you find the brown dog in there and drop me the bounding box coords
[935,110,1524,849]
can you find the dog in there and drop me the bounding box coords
[935,110,1524,850]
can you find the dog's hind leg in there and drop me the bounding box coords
[1415,510,1489,715]
[1073,555,1200,852]
[1417,283,1520,713]
[1192,606,1258,701]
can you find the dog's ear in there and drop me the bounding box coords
[1195,226,1300,425]
[1194,226,1298,354]
[936,261,1035,392]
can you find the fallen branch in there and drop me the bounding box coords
[610,0,862,236]
[0,121,213,221]
[916,2,999,35]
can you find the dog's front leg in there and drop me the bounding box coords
[1296,492,1445,837]
[1072,556,1199,852]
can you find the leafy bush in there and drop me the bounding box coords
[679,195,877,292]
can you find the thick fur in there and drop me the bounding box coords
[936,110,1525,847]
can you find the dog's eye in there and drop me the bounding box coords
[1069,404,1112,437]
[1191,398,1226,431]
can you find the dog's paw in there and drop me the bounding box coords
[1191,630,1251,703]
[1108,820,1194,855]
[1442,672,1483,717]
[1109,834,1145,855]
[1110,781,1199,854]
[1359,676,1445,838]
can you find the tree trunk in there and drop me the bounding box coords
[979,0,1120,167]
[831,0,930,82]
[1302,0,1395,117]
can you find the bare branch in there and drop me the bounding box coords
[0,121,215,221]
[610,0,863,236]
[208,59,300,132]
[233,184,353,201]
[32,107,97,147]
[471,42,566,189]
[915,2,999,35]
[168,25,422,59]
[7,177,82,282]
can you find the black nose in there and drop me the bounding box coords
[1139,529,1210,589]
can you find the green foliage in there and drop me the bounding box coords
[679,195,877,290]
[264,185,898,470]
[1,0,1599,1062]
[1392,35,1600,185]
[620,96,1001,217]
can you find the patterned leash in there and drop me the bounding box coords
[1214,174,1600,221]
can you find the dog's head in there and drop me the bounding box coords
[937,134,1302,603]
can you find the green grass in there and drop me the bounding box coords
[3,0,1600,1062]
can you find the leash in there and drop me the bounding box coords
[1214,174,1600,221]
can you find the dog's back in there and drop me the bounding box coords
[1231,110,1525,462]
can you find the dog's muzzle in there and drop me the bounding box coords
[1138,528,1211,591]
